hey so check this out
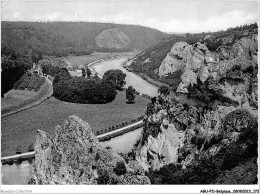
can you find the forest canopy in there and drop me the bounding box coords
[53,69,118,104]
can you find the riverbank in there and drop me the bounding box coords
[92,57,159,97]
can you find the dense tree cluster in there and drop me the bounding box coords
[13,72,45,92]
[41,63,61,77]
[2,21,168,58]
[1,54,33,97]
[102,69,126,90]
[53,68,118,104]
[1,28,43,96]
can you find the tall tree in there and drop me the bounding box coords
[86,67,92,78]
[126,86,136,103]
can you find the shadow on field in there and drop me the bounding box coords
[126,101,136,104]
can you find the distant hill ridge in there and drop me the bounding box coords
[1,21,169,57]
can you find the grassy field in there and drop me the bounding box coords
[64,52,136,67]
[1,77,49,112]
[1,90,37,110]
[1,91,149,157]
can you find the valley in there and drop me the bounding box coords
[1,54,154,157]
[0,3,258,187]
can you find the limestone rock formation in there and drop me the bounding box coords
[29,115,150,185]
[134,93,245,171]
[158,42,193,77]
[158,33,258,99]
[135,120,185,171]
[95,28,130,49]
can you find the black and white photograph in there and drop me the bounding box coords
[0,0,259,193]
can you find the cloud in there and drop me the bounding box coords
[2,9,258,33]
[33,12,73,21]
[79,9,258,33]
[124,10,258,33]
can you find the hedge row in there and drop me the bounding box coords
[140,93,152,100]
[94,115,144,136]
[13,72,45,92]
[2,78,52,116]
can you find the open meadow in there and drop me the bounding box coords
[1,91,149,157]
[1,78,50,114]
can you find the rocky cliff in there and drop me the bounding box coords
[29,115,150,185]
[134,92,257,171]
[158,33,258,107]
[95,28,131,49]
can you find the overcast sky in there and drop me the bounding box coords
[1,0,258,33]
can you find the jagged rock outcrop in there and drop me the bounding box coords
[158,33,258,107]
[135,118,185,171]
[158,42,193,77]
[29,115,150,185]
[134,92,245,171]
[95,28,130,49]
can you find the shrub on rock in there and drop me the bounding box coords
[114,161,127,176]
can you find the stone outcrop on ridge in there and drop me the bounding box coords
[158,33,258,106]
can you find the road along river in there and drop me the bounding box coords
[2,55,159,185]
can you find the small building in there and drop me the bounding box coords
[69,69,82,77]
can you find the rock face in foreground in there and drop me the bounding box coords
[29,115,150,185]
[134,93,245,171]
[135,116,185,171]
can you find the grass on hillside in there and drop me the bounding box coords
[1,79,50,115]
[1,91,149,157]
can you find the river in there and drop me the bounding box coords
[92,57,159,97]
[2,55,158,185]
[1,128,143,185]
